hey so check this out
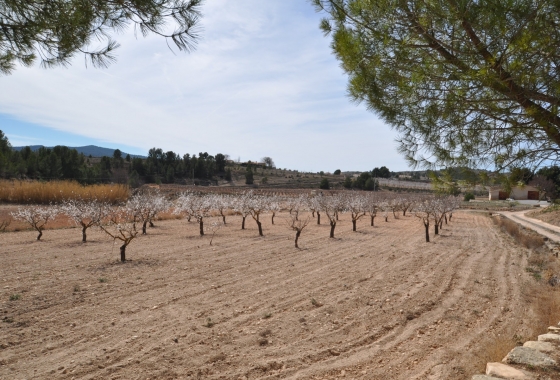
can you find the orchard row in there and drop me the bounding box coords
[11,191,461,261]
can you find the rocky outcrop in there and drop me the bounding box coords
[472,324,560,379]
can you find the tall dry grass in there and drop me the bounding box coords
[491,216,546,249]
[0,180,129,204]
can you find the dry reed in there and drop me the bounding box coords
[0,180,129,204]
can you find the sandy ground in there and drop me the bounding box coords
[0,211,540,379]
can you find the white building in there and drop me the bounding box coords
[488,185,541,201]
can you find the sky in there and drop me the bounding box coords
[0,0,410,173]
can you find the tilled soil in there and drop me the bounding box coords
[0,211,538,379]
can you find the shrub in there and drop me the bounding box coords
[464,192,475,201]
[245,169,254,185]
[319,178,330,190]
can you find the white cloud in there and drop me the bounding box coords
[0,1,408,172]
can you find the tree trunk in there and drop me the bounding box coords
[434,223,439,235]
[149,220,154,227]
[317,212,321,225]
[199,219,204,236]
[352,219,357,231]
[37,229,43,241]
[336,212,339,221]
[449,213,453,221]
[82,224,87,242]
[295,230,301,248]
[403,208,407,216]
[242,216,246,230]
[271,212,275,225]
[370,215,375,226]
[221,213,226,224]
[384,216,388,222]
[120,244,126,262]
[312,211,315,217]
[439,219,443,229]
[424,223,430,242]
[142,221,148,235]
[444,214,448,224]
[330,221,336,238]
[257,220,263,236]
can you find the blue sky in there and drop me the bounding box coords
[0,1,409,172]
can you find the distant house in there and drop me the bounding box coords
[488,185,541,200]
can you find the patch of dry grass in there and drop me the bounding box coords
[0,180,128,204]
[492,217,545,249]
[526,205,560,227]
[475,335,518,367]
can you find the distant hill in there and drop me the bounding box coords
[12,145,146,159]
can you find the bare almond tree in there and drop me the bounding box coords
[388,196,401,219]
[379,200,390,222]
[268,196,281,225]
[365,193,378,227]
[98,204,139,262]
[248,194,268,236]
[61,199,110,242]
[212,194,231,224]
[127,191,169,235]
[234,191,252,230]
[11,205,59,241]
[175,193,212,236]
[317,193,342,238]
[286,214,311,248]
[399,196,417,217]
[414,197,434,243]
[345,193,367,232]
[207,219,224,246]
[307,196,321,225]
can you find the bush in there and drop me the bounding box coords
[334,169,341,175]
[319,178,330,190]
[224,169,232,181]
[464,192,475,201]
[245,169,254,185]
[364,178,378,191]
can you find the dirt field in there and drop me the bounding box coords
[0,211,542,379]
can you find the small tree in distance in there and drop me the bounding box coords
[234,192,252,230]
[247,194,267,236]
[11,205,59,241]
[175,193,212,236]
[98,205,139,262]
[245,166,254,185]
[346,193,367,232]
[317,194,342,238]
[127,191,169,235]
[61,199,110,242]
[262,157,275,168]
[287,214,311,248]
[319,178,330,190]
